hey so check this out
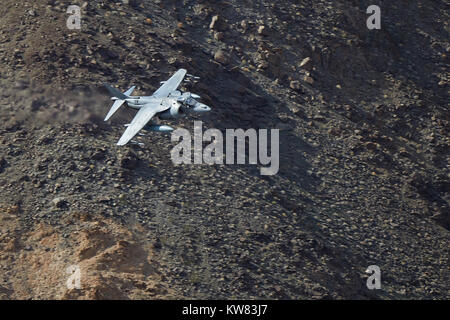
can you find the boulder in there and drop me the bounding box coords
[214,49,230,65]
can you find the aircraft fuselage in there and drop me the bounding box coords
[124,96,161,109]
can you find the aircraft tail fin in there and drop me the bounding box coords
[124,86,136,96]
[104,85,136,121]
[104,84,135,99]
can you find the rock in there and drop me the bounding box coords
[122,0,140,7]
[0,157,8,173]
[209,15,219,29]
[303,75,314,85]
[209,15,227,31]
[98,196,111,203]
[120,151,139,169]
[364,142,379,152]
[290,80,301,90]
[52,197,67,208]
[299,57,312,70]
[28,99,44,111]
[240,20,248,30]
[288,105,306,118]
[257,25,269,36]
[91,149,106,160]
[214,49,230,65]
[214,32,224,41]
[257,61,269,69]
[13,81,28,89]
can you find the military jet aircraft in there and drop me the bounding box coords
[104,69,211,146]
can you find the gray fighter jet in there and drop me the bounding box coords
[104,69,210,146]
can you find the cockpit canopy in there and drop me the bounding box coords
[175,92,210,112]
[176,92,199,107]
[184,97,197,106]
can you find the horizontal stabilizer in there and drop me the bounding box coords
[104,99,125,121]
[104,85,136,121]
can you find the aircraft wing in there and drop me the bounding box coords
[117,102,169,146]
[152,69,187,98]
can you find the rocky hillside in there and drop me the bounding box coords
[0,0,448,299]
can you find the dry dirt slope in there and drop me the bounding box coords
[0,0,448,299]
[0,205,176,299]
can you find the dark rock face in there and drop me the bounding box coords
[119,151,140,170]
[0,0,448,300]
[51,197,68,208]
[0,158,8,174]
